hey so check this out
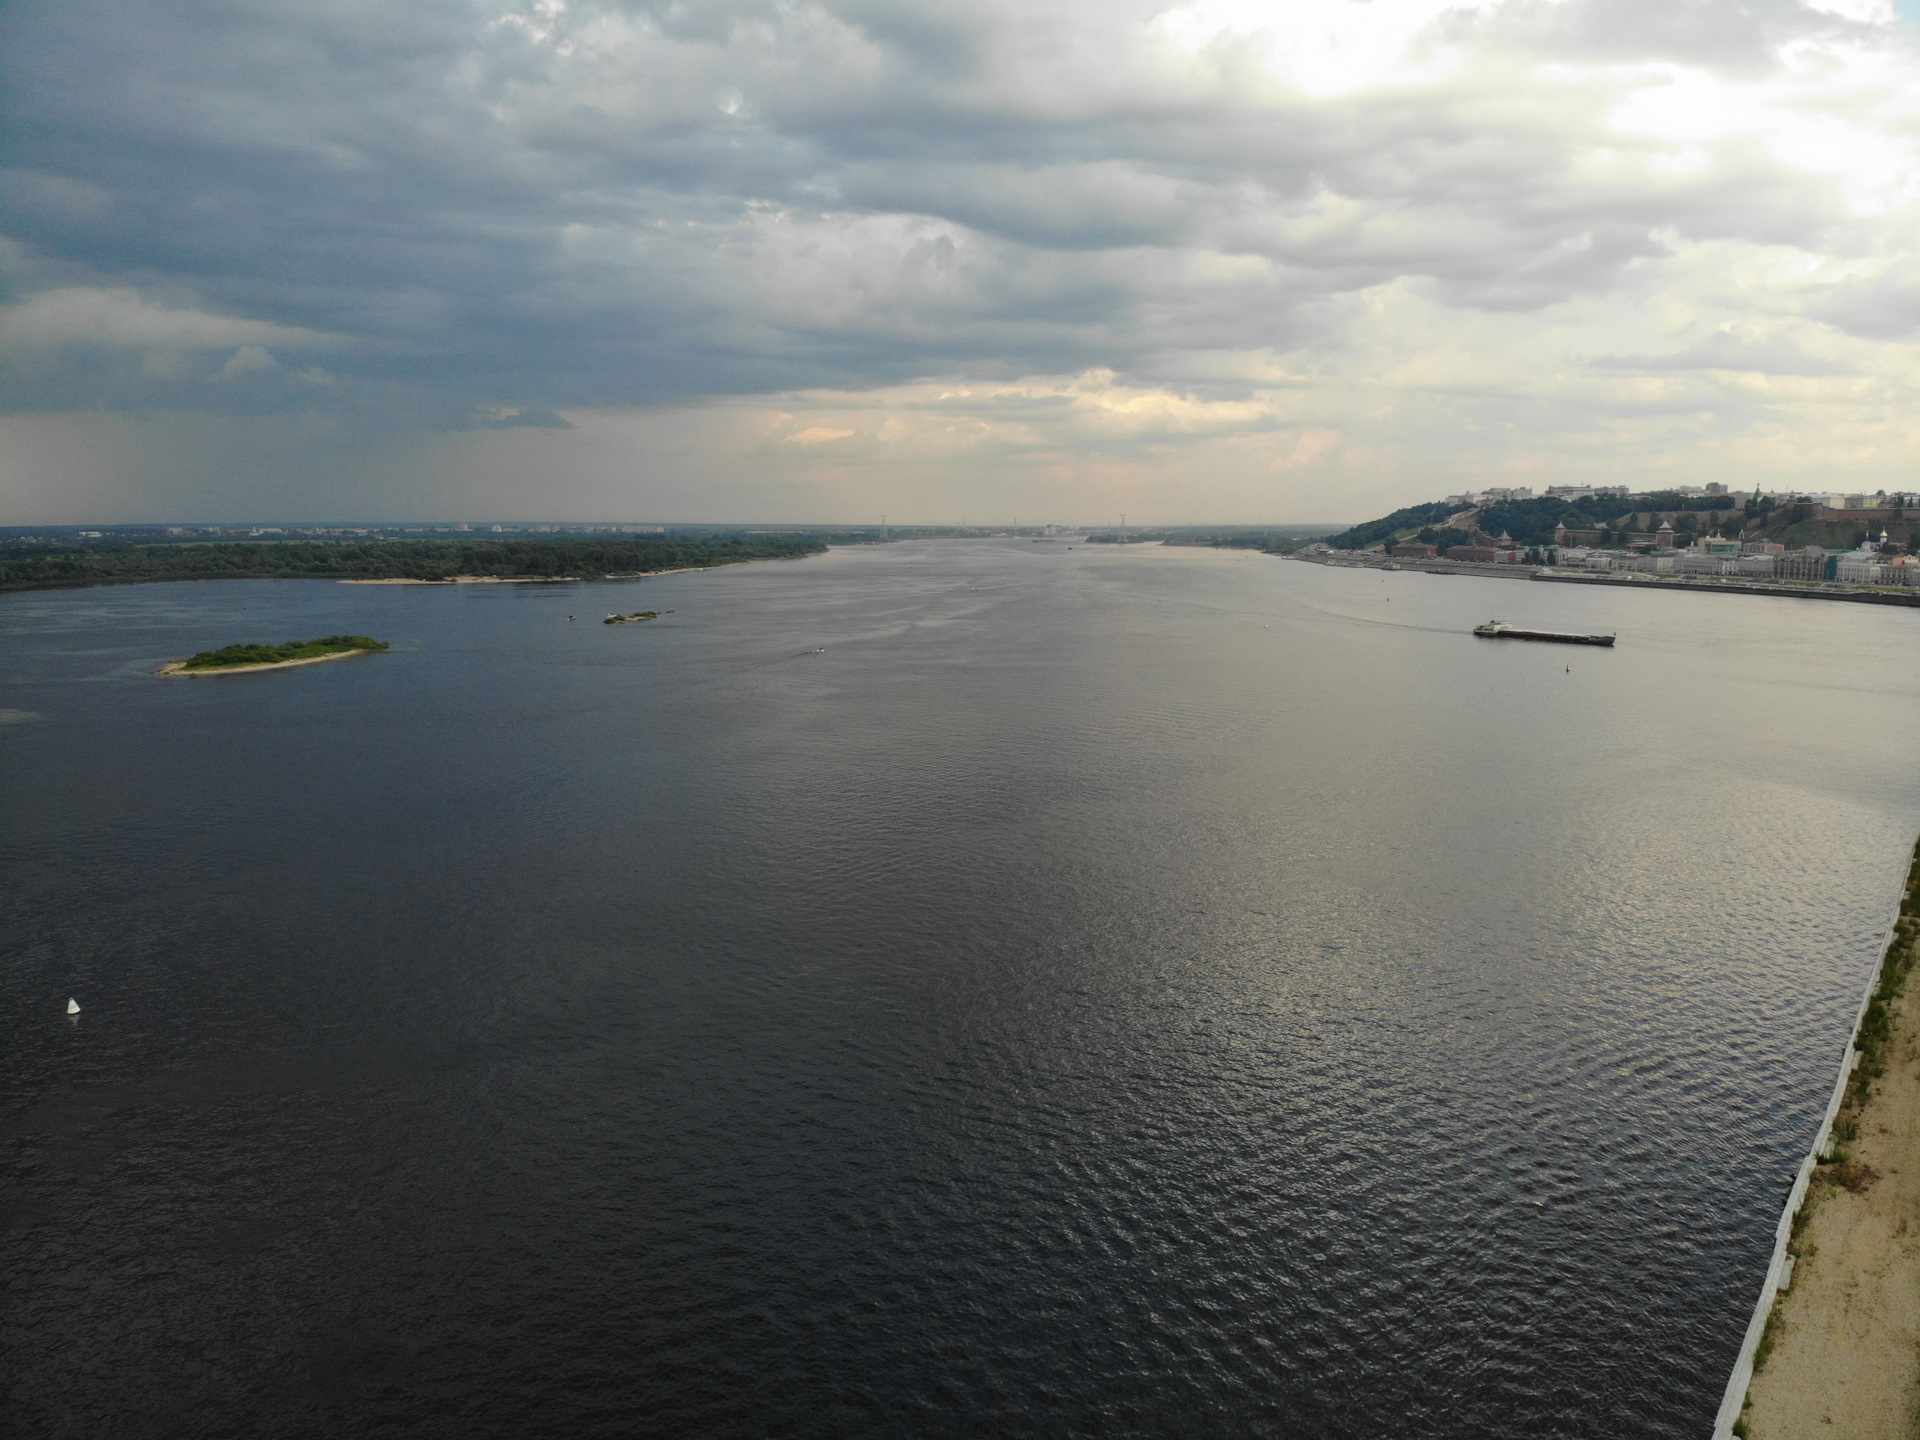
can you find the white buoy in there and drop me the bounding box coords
[67,997,80,1015]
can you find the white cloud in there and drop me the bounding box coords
[1802,0,1896,21]
[218,345,282,380]
[1155,0,1505,96]
[1606,56,1920,216]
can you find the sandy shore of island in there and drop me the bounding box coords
[157,648,376,677]
[336,561,773,586]
[1744,950,1920,1435]
[338,574,581,585]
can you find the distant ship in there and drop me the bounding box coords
[1474,620,1615,647]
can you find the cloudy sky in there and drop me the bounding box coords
[2,0,1917,524]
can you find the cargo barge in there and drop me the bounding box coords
[1473,620,1615,647]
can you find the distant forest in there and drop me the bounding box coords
[0,535,829,593]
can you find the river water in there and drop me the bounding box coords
[4,540,1917,1438]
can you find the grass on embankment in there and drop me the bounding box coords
[178,635,389,671]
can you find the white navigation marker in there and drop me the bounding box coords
[67,997,81,1015]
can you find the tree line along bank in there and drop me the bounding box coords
[0,534,830,593]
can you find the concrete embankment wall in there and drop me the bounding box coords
[1534,572,1920,607]
[1709,845,1917,1438]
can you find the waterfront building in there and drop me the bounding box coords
[1776,550,1832,582]
[1835,546,1891,584]
[1446,545,1522,564]
[1674,553,1734,575]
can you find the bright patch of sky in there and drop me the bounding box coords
[1156,0,1499,94]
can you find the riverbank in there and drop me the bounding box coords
[337,561,763,586]
[339,574,579,585]
[1535,571,1920,608]
[1289,553,1533,581]
[1,535,828,593]
[1729,837,1920,1437]
[1288,553,1920,606]
[157,647,376,676]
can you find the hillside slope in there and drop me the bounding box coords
[1325,495,1910,554]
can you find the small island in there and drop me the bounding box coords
[159,634,389,676]
[603,610,666,624]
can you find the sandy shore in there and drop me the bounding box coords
[338,574,580,585]
[336,561,768,586]
[157,648,375,677]
[1742,891,1920,1436]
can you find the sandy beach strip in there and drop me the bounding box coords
[1741,870,1920,1438]
[599,564,750,579]
[336,559,783,585]
[157,648,376,677]
[338,574,581,585]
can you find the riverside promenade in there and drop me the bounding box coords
[1290,553,1920,607]
[1534,570,1920,608]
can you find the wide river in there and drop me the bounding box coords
[4,540,1918,1437]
